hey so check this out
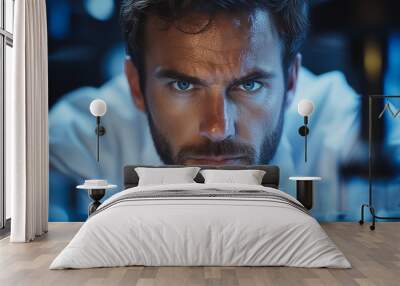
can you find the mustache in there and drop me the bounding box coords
[176,139,256,164]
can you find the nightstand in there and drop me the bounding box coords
[77,180,117,216]
[289,177,321,210]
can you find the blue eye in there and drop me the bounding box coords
[238,81,262,92]
[172,81,193,91]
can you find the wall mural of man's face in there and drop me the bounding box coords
[126,9,300,165]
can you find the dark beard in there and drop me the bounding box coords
[259,112,284,163]
[145,110,284,165]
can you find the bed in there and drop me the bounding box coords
[50,165,350,269]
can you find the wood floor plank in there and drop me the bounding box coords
[0,222,399,286]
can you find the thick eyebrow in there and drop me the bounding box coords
[154,68,275,87]
[154,68,207,85]
[230,70,276,87]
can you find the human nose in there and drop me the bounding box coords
[199,91,235,142]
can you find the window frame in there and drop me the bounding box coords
[0,0,14,231]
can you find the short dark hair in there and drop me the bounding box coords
[121,0,308,79]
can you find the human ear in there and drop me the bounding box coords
[125,58,145,112]
[285,53,302,109]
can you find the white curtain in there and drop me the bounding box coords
[7,0,49,242]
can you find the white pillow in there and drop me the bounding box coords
[135,167,200,186]
[200,169,266,185]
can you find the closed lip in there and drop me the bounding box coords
[183,155,246,165]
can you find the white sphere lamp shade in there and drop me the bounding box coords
[297,99,314,117]
[90,99,107,117]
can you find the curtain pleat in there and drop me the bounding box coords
[9,0,48,242]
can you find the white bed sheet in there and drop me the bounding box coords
[50,183,350,269]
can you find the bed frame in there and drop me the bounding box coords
[123,165,280,189]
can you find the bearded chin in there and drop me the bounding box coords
[144,106,284,165]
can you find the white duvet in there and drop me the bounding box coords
[50,183,350,269]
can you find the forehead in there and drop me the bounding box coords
[143,10,282,76]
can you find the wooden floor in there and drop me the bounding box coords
[0,222,399,286]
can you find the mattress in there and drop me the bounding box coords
[50,183,351,269]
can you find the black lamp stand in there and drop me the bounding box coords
[298,116,309,162]
[95,116,106,162]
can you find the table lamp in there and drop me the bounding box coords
[297,99,314,162]
[89,99,107,162]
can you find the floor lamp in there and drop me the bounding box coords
[359,95,400,230]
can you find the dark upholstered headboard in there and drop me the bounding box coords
[124,165,280,189]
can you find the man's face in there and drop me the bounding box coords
[126,10,299,165]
